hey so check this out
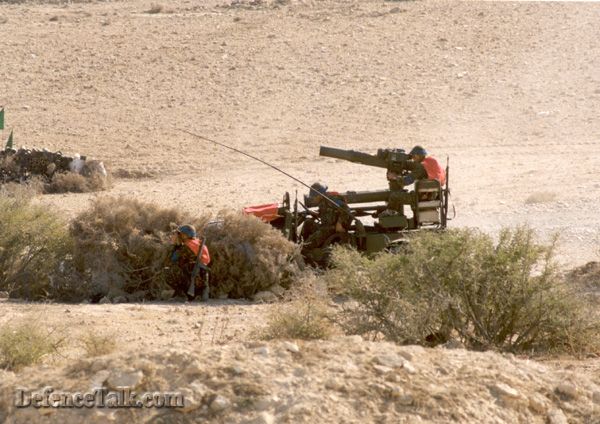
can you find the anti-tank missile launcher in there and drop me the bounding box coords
[245,145,451,266]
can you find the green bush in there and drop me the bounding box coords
[327,227,600,354]
[0,196,72,299]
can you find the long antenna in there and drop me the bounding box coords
[177,129,353,216]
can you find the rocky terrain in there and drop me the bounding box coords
[1,333,599,424]
[0,0,599,422]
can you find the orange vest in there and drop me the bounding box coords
[422,156,446,186]
[185,238,210,265]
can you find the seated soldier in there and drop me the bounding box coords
[387,145,446,187]
[382,146,446,216]
[301,183,351,265]
[169,224,211,301]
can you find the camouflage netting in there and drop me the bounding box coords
[68,197,303,301]
[0,148,110,193]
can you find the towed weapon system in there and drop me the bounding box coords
[178,129,451,267]
[248,146,451,265]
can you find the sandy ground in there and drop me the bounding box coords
[1,0,598,264]
[0,299,273,359]
[0,0,599,422]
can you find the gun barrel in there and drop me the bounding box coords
[319,146,387,169]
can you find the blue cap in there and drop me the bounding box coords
[177,224,196,238]
[308,182,328,199]
[409,146,427,157]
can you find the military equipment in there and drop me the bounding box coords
[179,129,452,266]
[246,145,451,266]
[1,147,72,183]
[187,236,209,299]
[0,147,107,186]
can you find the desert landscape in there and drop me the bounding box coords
[0,0,599,422]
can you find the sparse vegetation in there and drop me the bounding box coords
[146,4,163,13]
[81,334,116,357]
[0,322,61,371]
[525,191,557,204]
[145,4,173,14]
[43,172,111,194]
[327,227,600,354]
[262,299,332,340]
[0,196,72,299]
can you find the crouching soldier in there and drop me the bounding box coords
[301,182,352,266]
[169,224,211,301]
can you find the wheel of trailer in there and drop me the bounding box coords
[386,238,410,254]
[318,233,352,268]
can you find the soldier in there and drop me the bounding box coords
[387,145,446,186]
[383,146,446,216]
[169,224,211,301]
[301,182,351,265]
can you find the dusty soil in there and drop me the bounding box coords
[1,0,598,264]
[1,0,599,422]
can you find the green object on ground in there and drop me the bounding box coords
[5,130,13,150]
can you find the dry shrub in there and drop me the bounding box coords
[69,197,190,301]
[81,334,116,357]
[205,211,303,298]
[327,227,600,355]
[0,195,72,299]
[567,261,600,308]
[262,300,332,340]
[0,179,43,199]
[0,322,62,371]
[112,168,155,179]
[568,261,600,289]
[68,198,302,301]
[261,275,333,340]
[146,3,167,13]
[0,156,20,181]
[43,172,110,194]
[525,191,556,204]
[2,150,110,194]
